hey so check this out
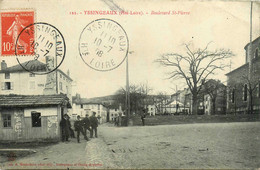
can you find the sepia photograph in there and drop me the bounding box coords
[0,0,259,169]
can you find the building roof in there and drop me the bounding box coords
[0,94,71,108]
[244,36,260,49]
[226,62,248,76]
[0,60,73,81]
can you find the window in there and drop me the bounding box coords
[60,74,62,78]
[258,81,260,98]
[231,88,235,103]
[111,114,114,116]
[3,114,11,127]
[98,104,100,110]
[81,104,83,108]
[31,112,41,127]
[29,81,35,90]
[2,82,13,90]
[151,108,153,110]
[243,84,247,101]
[29,73,35,77]
[5,72,10,79]
[255,48,259,58]
[59,82,63,90]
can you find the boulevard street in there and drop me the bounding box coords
[1,122,259,169]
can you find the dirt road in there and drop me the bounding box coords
[1,122,259,169]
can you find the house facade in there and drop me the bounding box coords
[226,36,260,114]
[0,60,73,102]
[72,94,108,123]
[0,94,71,142]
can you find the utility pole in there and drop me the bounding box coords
[126,52,130,125]
[126,51,134,126]
[176,85,178,114]
[248,1,253,114]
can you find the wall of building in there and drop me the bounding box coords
[227,57,260,114]
[0,72,47,95]
[57,71,72,102]
[0,106,62,142]
[72,103,107,123]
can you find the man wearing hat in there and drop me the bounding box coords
[89,112,98,138]
[74,115,87,143]
[82,114,91,140]
[60,114,70,142]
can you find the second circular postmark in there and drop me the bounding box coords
[79,18,129,71]
[15,22,66,75]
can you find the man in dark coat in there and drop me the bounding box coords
[141,109,146,126]
[74,115,87,143]
[60,114,70,142]
[82,114,91,140]
[89,112,98,138]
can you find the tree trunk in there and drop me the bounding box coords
[192,93,198,115]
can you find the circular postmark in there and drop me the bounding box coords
[15,22,66,75]
[79,18,129,71]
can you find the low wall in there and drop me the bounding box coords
[131,114,260,126]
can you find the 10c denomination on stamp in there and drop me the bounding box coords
[79,18,129,71]
[1,10,34,56]
[15,22,66,74]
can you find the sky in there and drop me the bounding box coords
[1,0,260,98]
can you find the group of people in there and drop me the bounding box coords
[60,112,99,143]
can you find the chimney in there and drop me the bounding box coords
[76,93,80,100]
[67,69,70,77]
[1,60,7,70]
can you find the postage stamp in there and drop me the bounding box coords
[15,22,66,74]
[79,18,129,71]
[1,10,34,56]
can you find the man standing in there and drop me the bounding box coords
[82,114,91,140]
[60,114,70,142]
[89,112,98,138]
[74,115,87,143]
[141,109,146,126]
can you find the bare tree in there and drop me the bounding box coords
[242,65,259,114]
[156,42,233,114]
[113,83,153,115]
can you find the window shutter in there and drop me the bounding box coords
[10,82,14,90]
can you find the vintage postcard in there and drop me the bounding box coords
[0,0,259,169]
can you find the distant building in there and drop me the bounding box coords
[226,36,260,114]
[108,105,123,122]
[203,80,226,115]
[0,94,71,142]
[171,80,226,115]
[72,94,108,123]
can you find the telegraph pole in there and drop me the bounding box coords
[176,85,178,114]
[126,52,130,125]
[248,1,253,114]
[126,51,134,126]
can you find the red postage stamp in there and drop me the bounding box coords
[1,11,34,56]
